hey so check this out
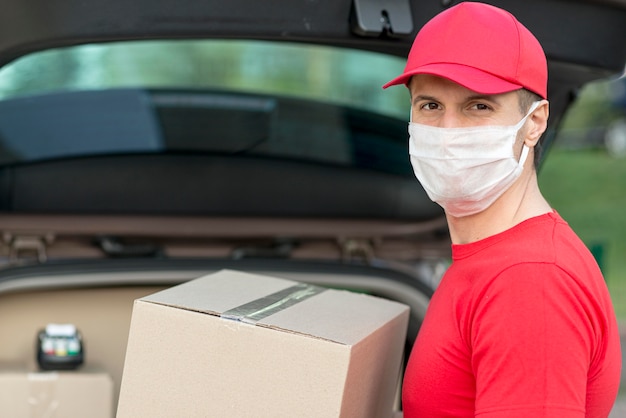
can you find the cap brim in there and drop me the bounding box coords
[382,63,523,94]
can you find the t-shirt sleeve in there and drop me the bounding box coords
[470,262,594,417]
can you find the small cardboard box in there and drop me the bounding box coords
[117,269,409,418]
[0,367,114,418]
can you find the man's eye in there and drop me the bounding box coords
[421,102,439,110]
[472,103,490,110]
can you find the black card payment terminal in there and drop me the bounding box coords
[37,323,84,370]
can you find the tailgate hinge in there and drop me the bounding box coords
[3,233,55,264]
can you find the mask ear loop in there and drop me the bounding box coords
[515,101,542,165]
[517,143,531,166]
[516,101,542,128]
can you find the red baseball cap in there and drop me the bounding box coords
[383,2,547,99]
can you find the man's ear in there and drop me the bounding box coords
[525,100,549,147]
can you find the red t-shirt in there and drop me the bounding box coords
[402,211,621,417]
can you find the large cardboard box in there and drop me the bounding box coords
[0,367,114,418]
[117,269,409,418]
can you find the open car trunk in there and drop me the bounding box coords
[0,0,624,415]
[0,256,434,409]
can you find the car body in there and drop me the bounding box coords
[604,77,626,156]
[0,0,624,414]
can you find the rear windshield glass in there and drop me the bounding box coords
[0,40,411,171]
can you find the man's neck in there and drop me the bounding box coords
[446,170,552,245]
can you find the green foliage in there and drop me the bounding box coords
[538,148,626,319]
[560,78,624,130]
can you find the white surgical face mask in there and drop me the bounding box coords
[408,101,541,217]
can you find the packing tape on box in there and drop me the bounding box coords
[221,283,326,324]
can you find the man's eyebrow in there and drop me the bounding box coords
[411,94,502,107]
[465,94,502,105]
[411,94,439,106]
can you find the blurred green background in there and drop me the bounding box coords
[538,76,626,321]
